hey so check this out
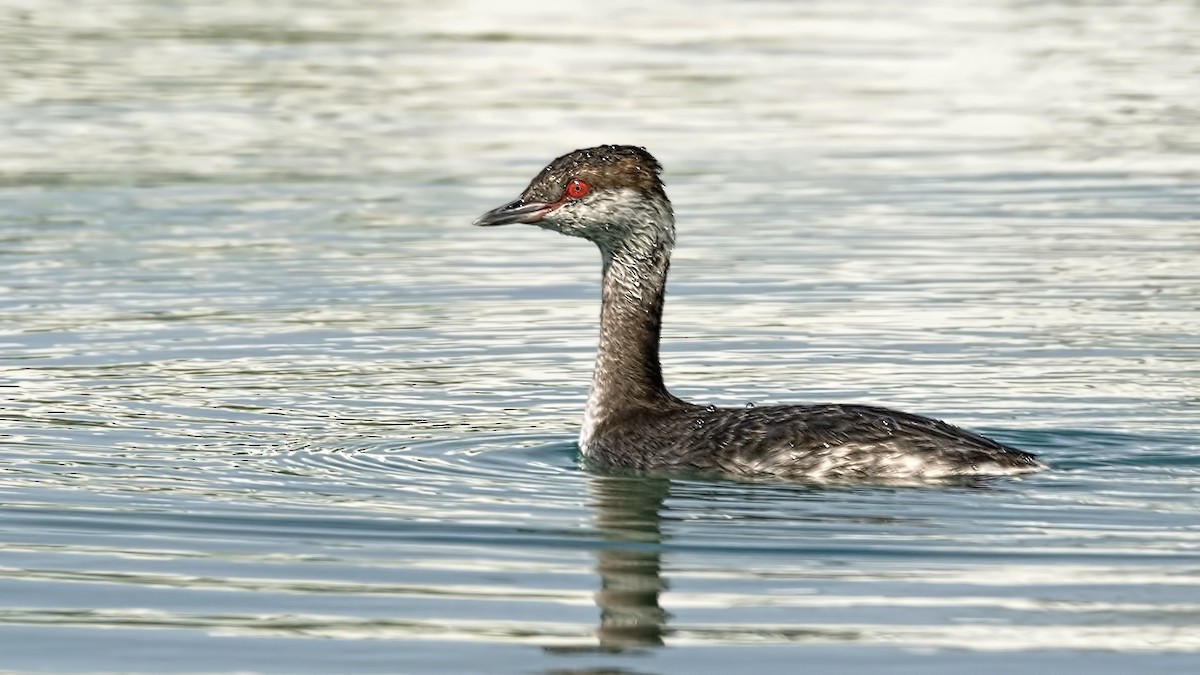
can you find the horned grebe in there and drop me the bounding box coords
[474,145,1045,481]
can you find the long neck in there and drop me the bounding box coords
[586,231,674,422]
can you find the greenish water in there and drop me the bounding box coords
[2,1,1199,673]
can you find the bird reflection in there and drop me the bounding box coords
[590,474,671,650]
[545,474,671,654]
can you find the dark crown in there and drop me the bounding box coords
[520,145,667,203]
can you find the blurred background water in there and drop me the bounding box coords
[1,0,1199,673]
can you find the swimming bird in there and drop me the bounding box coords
[474,145,1045,481]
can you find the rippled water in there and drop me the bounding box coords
[2,1,1199,672]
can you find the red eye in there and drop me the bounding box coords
[565,179,590,199]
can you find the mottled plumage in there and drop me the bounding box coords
[475,145,1045,481]
[587,402,1043,480]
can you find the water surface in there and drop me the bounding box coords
[2,1,1199,672]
